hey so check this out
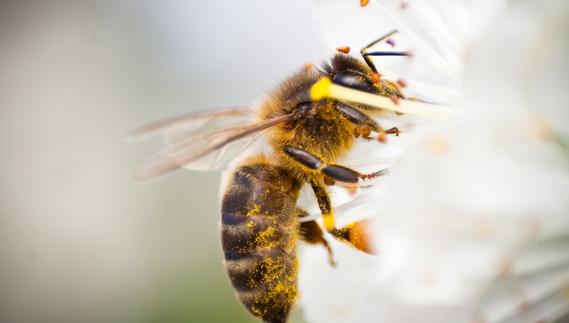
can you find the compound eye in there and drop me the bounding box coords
[332,71,375,93]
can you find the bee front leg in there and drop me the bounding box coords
[336,102,381,137]
[335,103,400,141]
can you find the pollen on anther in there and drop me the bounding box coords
[360,0,370,7]
[369,72,381,84]
[347,185,358,196]
[336,46,350,54]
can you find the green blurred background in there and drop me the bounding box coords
[0,1,330,322]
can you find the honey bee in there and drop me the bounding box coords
[130,30,413,323]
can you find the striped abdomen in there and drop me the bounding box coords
[221,161,302,323]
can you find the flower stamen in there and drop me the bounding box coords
[310,77,453,120]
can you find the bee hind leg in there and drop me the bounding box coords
[297,208,376,258]
[297,210,337,267]
[284,144,386,238]
[331,219,377,255]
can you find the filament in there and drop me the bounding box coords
[366,51,411,57]
[310,77,453,120]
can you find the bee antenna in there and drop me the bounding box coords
[360,29,401,73]
[362,29,399,50]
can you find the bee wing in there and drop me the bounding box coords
[134,114,292,180]
[125,106,255,144]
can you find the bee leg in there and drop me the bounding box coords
[335,102,381,137]
[334,103,400,142]
[360,29,400,73]
[310,178,336,233]
[322,165,387,184]
[283,145,387,184]
[331,220,376,254]
[297,215,337,267]
[297,207,375,258]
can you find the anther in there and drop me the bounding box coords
[378,127,399,142]
[347,185,358,196]
[368,72,381,84]
[386,38,396,47]
[360,0,369,7]
[336,46,350,54]
[385,127,400,136]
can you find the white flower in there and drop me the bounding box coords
[299,1,569,322]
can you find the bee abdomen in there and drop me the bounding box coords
[221,210,298,323]
[221,162,301,323]
[224,248,298,323]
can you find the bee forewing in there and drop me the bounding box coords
[181,128,268,171]
[135,115,292,180]
[125,106,253,143]
[163,110,253,145]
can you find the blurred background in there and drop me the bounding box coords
[0,1,330,322]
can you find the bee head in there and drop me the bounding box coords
[324,54,379,94]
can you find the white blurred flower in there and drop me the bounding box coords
[299,1,569,323]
